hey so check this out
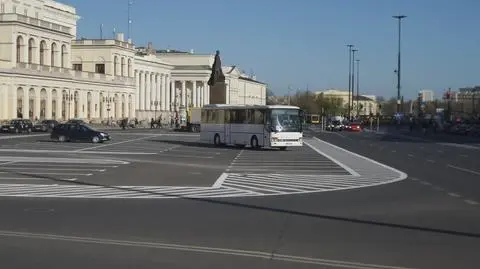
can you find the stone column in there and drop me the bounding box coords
[10,85,17,119]
[23,89,29,119]
[144,72,150,112]
[165,75,170,111]
[192,81,197,107]
[181,80,186,107]
[139,71,144,110]
[135,70,140,110]
[55,90,62,120]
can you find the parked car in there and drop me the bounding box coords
[32,122,48,132]
[51,123,110,143]
[0,119,33,133]
[41,119,59,130]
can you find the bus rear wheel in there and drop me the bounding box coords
[214,134,221,146]
[250,136,259,149]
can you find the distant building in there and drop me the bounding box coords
[315,89,378,116]
[419,90,434,102]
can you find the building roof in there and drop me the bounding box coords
[173,65,211,70]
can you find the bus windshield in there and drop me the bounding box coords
[269,109,303,132]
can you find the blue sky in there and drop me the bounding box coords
[62,0,480,99]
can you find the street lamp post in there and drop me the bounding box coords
[356,59,360,117]
[150,100,160,120]
[351,49,358,119]
[63,91,73,120]
[393,15,407,113]
[103,96,113,124]
[346,44,354,119]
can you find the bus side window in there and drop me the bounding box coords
[201,110,206,124]
[237,109,246,124]
[254,109,264,124]
[224,109,230,124]
[217,109,224,124]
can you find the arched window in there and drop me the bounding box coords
[39,41,47,65]
[28,38,35,64]
[61,44,66,68]
[51,42,57,67]
[16,36,23,63]
[127,58,132,77]
[121,57,125,76]
[113,56,118,76]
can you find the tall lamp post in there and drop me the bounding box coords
[151,100,160,120]
[393,15,407,113]
[351,49,358,119]
[103,96,113,124]
[356,59,360,117]
[346,44,354,119]
[62,91,73,120]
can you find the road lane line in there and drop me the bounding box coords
[407,154,414,157]
[75,135,158,152]
[464,199,479,205]
[448,192,461,198]
[0,230,416,269]
[426,159,435,163]
[0,149,155,155]
[212,173,228,188]
[447,164,480,176]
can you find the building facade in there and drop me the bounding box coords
[0,0,266,122]
[419,89,434,102]
[315,89,378,116]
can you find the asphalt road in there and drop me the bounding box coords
[0,129,479,268]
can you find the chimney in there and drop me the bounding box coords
[116,32,124,42]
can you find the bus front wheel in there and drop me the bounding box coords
[250,136,259,149]
[214,134,221,146]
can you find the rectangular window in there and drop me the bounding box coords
[13,5,16,13]
[1,4,5,13]
[35,12,39,18]
[95,64,105,74]
[24,8,27,16]
[72,64,82,71]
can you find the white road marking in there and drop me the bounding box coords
[447,164,480,176]
[0,167,106,172]
[304,141,360,176]
[0,149,156,155]
[18,172,93,176]
[0,177,51,180]
[0,230,416,269]
[0,134,48,140]
[426,159,435,163]
[407,154,414,157]
[460,154,469,158]
[464,199,479,205]
[437,143,480,150]
[75,135,158,152]
[420,181,431,186]
[0,156,129,165]
[212,173,228,188]
[448,192,461,198]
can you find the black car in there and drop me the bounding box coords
[1,119,33,133]
[51,123,110,143]
[32,122,48,132]
[41,120,59,130]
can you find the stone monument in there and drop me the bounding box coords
[207,50,227,104]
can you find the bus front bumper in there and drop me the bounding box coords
[270,140,303,147]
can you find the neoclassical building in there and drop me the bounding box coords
[0,0,266,122]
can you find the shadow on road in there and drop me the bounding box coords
[148,139,280,151]
[2,168,480,240]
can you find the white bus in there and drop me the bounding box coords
[199,104,304,150]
